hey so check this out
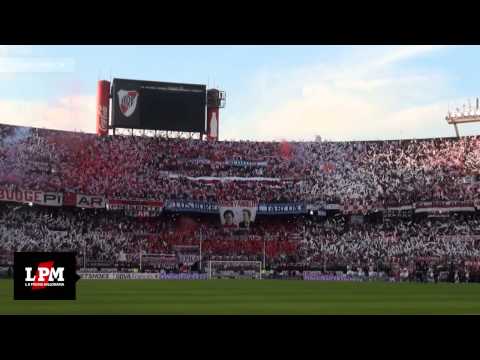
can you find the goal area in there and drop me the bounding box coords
[207,261,263,280]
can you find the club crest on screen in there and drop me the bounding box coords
[117,89,139,117]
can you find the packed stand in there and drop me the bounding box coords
[2,123,479,205]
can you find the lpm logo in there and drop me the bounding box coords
[14,252,80,300]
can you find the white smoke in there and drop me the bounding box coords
[2,126,31,146]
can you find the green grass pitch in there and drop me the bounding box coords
[1,279,480,314]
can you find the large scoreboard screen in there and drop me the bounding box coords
[111,78,206,133]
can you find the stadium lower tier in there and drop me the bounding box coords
[1,204,480,278]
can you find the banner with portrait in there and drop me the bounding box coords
[219,200,258,230]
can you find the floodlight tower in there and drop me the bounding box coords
[446,98,480,138]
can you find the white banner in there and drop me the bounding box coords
[45,229,69,237]
[386,205,414,211]
[325,204,341,210]
[76,194,106,208]
[414,201,475,213]
[186,159,268,168]
[226,160,268,168]
[219,200,258,229]
[42,192,63,206]
[0,188,62,206]
[107,199,164,217]
[440,235,480,242]
[192,176,279,182]
[168,174,282,182]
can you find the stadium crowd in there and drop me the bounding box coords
[301,214,480,267]
[1,123,480,281]
[1,124,480,204]
[1,204,480,279]
[0,205,302,268]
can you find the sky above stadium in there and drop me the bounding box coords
[0,45,479,141]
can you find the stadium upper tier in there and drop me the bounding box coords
[0,123,479,205]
